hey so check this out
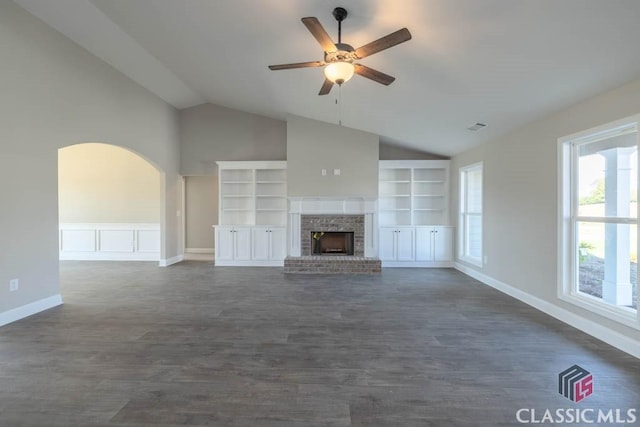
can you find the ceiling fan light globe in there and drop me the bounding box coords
[324,62,354,84]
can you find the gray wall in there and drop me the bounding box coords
[451,76,640,344]
[0,1,181,316]
[179,103,286,175]
[185,175,217,250]
[287,115,379,198]
[379,142,448,160]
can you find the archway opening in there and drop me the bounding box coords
[58,143,163,263]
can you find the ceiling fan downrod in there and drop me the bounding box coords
[332,7,348,44]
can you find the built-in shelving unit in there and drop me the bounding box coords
[217,161,287,226]
[378,160,449,226]
[378,160,453,267]
[215,161,287,267]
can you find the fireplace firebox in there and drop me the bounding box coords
[311,231,354,256]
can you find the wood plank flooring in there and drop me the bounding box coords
[0,261,637,426]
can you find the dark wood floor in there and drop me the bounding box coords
[0,262,637,426]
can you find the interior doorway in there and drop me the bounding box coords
[183,175,217,261]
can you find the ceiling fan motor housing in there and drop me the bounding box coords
[325,43,356,64]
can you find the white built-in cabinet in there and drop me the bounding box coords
[214,161,287,266]
[379,227,415,261]
[378,160,453,267]
[415,226,454,263]
[251,227,286,262]
[215,226,251,262]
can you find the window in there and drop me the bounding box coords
[559,116,639,328]
[459,162,483,266]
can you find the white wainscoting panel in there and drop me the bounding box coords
[60,229,96,252]
[100,229,134,252]
[60,223,160,261]
[138,229,161,253]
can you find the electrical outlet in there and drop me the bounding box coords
[321,169,327,176]
[334,169,341,176]
[9,279,19,292]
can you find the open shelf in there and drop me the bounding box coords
[218,161,287,226]
[379,161,449,226]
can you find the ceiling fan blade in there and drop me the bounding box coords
[354,28,412,59]
[301,17,337,53]
[354,64,395,86]
[268,61,325,70]
[319,78,334,95]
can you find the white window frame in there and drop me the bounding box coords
[459,162,483,267]
[558,115,639,330]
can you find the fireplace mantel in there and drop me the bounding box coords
[288,196,377,215]
[287,197,377,257]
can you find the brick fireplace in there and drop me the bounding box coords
[284,197,381,274]
[301,215,364,256]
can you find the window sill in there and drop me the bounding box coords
[559,292,639,330]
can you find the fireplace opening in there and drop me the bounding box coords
[311,231,354,256]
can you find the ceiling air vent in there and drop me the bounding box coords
[467,123,487,131]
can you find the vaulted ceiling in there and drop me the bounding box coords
[14,0,640,156]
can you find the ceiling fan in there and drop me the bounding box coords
[268,7,411,95]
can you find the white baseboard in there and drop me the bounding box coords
[215,259,284,267]
[185,248,214,254]
[184,253,214,261]
[382,261,454,268]
[0,294,63,327]
[60,252,159,261]
[159,254,184,267]
[455,263,640,359]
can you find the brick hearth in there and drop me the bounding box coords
[284,256,381,274]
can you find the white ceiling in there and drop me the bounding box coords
[14,0,640,156]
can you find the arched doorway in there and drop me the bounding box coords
[58,143,165,264]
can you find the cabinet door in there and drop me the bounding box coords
[433,226,453,261]
[395,228,415,261]
[251,227,270,260]
[216,228,235,261]
[379,228,397,260]
[234,228,252,260]
[414,227,433,261]
[269,227,287,261]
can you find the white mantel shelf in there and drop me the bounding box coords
[288,196,377,215]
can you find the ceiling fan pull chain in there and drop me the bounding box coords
[338,85,343,126]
